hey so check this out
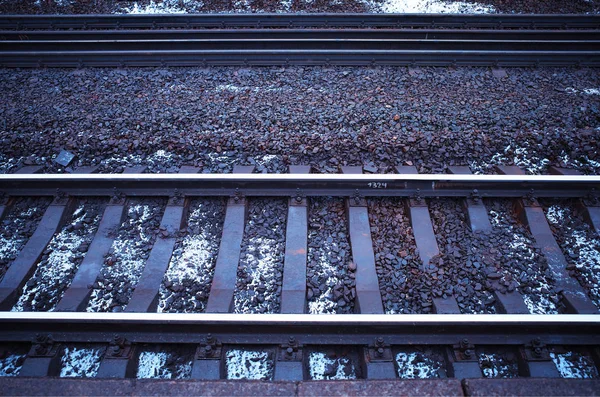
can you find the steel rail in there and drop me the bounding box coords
[2,28,599,40]
[3,39,598,52]
[0,173,599,198]
[0,313,598,346]
[0,14,598,30]
[2,49,599,67]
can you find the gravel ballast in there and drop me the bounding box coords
[428,199,497,314]
[0,67,598,176]
[158,198,225,313]
[543,199,600,309]
[367,197,429,314]
[234,198,287,314]
[12,199,105,312]
[486,199,562,314]
[1,0,598,14]
[86,198,166,312]
[0,197,51,281]
[306,197,355,314]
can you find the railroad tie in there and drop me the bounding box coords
[448,166,529,314]
[205,165,254,313]
[0,166,81,310]
[496,165,599,314]
[54,166,146,312]
[549,166,600,234]
[124,166,197,313]
[342,166,384,315]
[397,165,462,315]
[280,165,310,315]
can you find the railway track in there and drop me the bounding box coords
[0,14,599,67]
[0,165,599,394]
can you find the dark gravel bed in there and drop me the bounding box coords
[542,199,600,309]
[485,199,563,313]
[0,197,51,281]
[234,197,287,314]
[367,198,429,314]
[12,198,105,312]
[477,348,519,378]
[158,198,225,313]
[1,0,598,14]
[306,197,355,314]
[428,199,496,313]
[86,198,166,312]
[1,67,598,176]
[0,344,28,377]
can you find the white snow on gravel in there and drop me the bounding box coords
[101,150,176,173]
[395,352,440,379]
[308,352,357,380]
[479,353,518,378]
[0,206,43,273]
[12,206,101,312]
[564,87,600,95]
[86,204,153,312]
[120,0,201,14]
[308,251,340,314]
[60,346,103,378]
[215,84,284,93]
[158,204,218,312]
[546,205,600,308]
[550,351,600,379]
[367,0,495,13]
[226,350,273,380]
[489,209,558,314]
[136,350,192,379]
[470,143,550,175]
[558,151,600,174]
[35,0,72,7]
[233,236,281,313]
[0,353,25,377]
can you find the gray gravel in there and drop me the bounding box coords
[1,67,598,176]
[428,199,497,314]
[0,197,51,281]
[368,198,429,314]
[12,198,105,312]
[1,0,598,14]
[86,198,165,312]
[234,198,287,314]
[307,197,355,314]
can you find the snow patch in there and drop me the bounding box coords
[479,353,518,378]
[368,0,495,13]
[60,346,103,378]
[308,352,357,380]
[550,351,599,379]
[546,205,600,308]
[308,250,340,314]
[226,350,273,380]
[0,353,25,377]
[120,0,202,14]
[158,203,220,313]
[564,87,600,95]
[87,204,155,312]
[137,350,192,379]
[489,209,558,314]
[0,205,45,277]
[395,352,440,379]
[471,143,550,175]
[13,205,101,312]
